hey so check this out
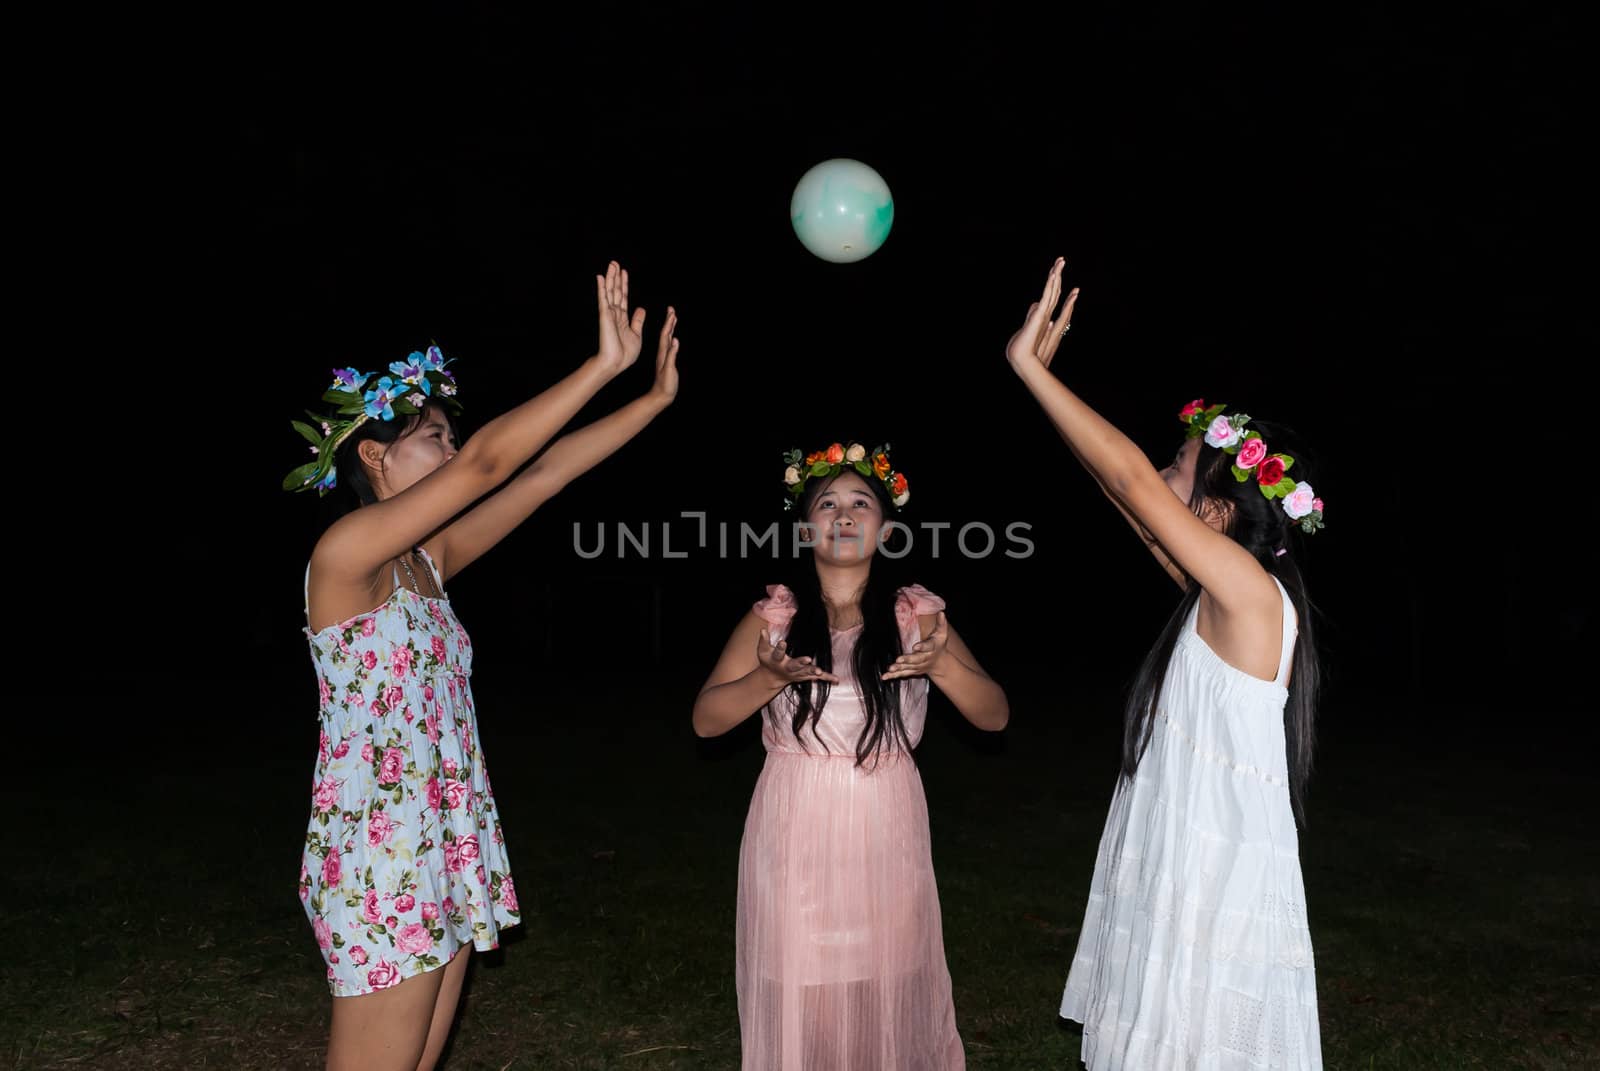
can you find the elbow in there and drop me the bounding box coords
[454,440,509,487]
[990,698,1011,732]
[690,701,720,739]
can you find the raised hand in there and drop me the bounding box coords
[1005,257,1079,372]
[650,305,680,403]
[595,260,648,375]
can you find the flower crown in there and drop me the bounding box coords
[283,345,462,496]
[782,441,909,511]
[1179,400,1325,534]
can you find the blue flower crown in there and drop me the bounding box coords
[284,345,462,496]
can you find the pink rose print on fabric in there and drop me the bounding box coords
[395,923,433,955]
[367,810,395,847]
[367,960,401,989]
[379,748,404,786]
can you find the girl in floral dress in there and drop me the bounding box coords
[291,263,680,1071]
[693,446,1010,1070]
[1004,258,1326,1069]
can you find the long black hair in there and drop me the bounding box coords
[1123,417,1322,822]
[775,472,914,768]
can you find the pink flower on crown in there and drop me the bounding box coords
[1180,398,1207,419]
[1236,437,1268,470]
[1313,497,1324,512]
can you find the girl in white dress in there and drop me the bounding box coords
[1005,259,1326,1070]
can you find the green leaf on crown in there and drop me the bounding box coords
[284,461,321,490]
[292,420,323,446]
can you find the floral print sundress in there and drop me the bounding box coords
[297,549,520,995]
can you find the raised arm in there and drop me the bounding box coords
[432,306,681,580]
[311,262,647,593]
[1004,258,1273,613]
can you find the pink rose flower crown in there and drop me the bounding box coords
[781,441,909,512]
[1178,400,1326,534]
[283,345,463,496]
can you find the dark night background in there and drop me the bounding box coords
[12,2,1595,1066]
[183,3,1587,751]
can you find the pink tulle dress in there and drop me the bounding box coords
[737,582,964,1070]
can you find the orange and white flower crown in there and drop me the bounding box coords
[782,441,909,511]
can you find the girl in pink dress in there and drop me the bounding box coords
[693,443,1010,1070]
[290,263,679,1071]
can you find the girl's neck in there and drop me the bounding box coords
[815,560,869,628]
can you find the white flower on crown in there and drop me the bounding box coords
[845,443,867,463]
[1283,482,1317,520]
[783,465,802,486]
[1204,415,1242,448]
[892,490,910,508]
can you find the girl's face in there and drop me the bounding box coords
[1159,436,1229,533]
[1159,437,1202,505]
[806,471,884,563]
[366,406,459,500]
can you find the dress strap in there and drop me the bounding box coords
[417,546,447,595]
[303,563,311,619]
[1271,577,1298,686]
